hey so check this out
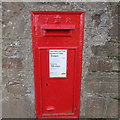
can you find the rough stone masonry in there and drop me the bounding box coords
[2,2,120,118]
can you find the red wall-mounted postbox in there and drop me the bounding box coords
[31,11,85,119]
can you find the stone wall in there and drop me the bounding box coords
[2,2,119,118]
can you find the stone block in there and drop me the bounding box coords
[2,38,22,59]
[108,36,120,43]
[2,68,21,84]
[100,59,112,71]
[85,72,119,82]
[2,96,35,118]
[91,42,119,57]
[108,3,119,37]
[2,57,23,69]
[105,100,118,118]
[85,81,118,94]
[85,97,105,118]
[88,57,119,71]
[3,46,18,56]
[108,16,118,37]
[88,57,112,71]
[6,82,28,95]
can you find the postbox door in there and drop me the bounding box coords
[40,49,75,114]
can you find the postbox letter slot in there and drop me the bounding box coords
[41,25,75,37]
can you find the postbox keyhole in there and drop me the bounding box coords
[46,83,48,86]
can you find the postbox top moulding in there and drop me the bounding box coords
[31,11,85,15]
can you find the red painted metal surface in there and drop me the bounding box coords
[31,11,85,119]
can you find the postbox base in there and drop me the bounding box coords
[37,114,80,119]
